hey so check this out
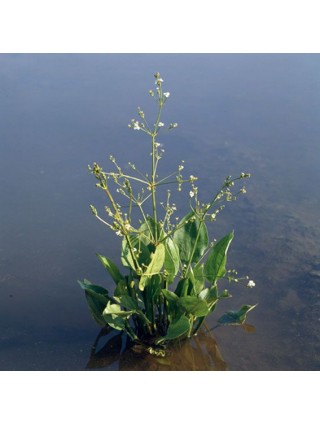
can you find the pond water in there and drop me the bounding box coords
[0,54,319,370]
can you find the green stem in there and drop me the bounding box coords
[150,94,163,242]
[106,172,149,185]
[192,316,206,336]
[151,134,158,241]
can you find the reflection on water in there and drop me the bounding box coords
[86,327,228,371]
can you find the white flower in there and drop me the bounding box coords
[163,92,170,98]
[133,121,140,130]
[158,122,164,127]
[247,280,256,288]
[189,191,195,198]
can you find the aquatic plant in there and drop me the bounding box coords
[79,72,256,355]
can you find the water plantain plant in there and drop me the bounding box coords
[79,73,257,355]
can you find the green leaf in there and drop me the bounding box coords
[84,292,106,326]
[175,278,193,297]
[199,286,219,313]
[217,304,257,325]
[206,285,219,303]
[78,279,111,326]
[117,295,151,326]
[118,295,140,311]
[199,288,209,300]
[97,254,124,284]
[103,302,133,317]
[147,274,162,301]
[204,231,234,283]
[164,238,180,283]
[159,315,190,342]
[78,279,109,304]
[162,289,183,322]
[173,211,208,264]
[138,216,162,244]
[138,243,165,290]
[102,302,131,331]
[193,263,205,294]
[162,289,179,303]
[177,296,209,317]
[121,235,151,271]
[114,279,129,297]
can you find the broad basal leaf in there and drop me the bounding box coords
[121,235,151,271]
[138,243,165,290]
[78,279,110,304]
[177,296,209,317]
[118,295,140,311]
[84,292,107,326]
[198,285,219,313]
[175,278,193,297]
[159,315,190,342]
[204,231,234,283]
[164,238,180,283]
[102,302,131,331]
[118,295,151,325]
[162,289,179,303]
[193,262,205,294]
[173,211,208,264]
[162,289,183,322]
[78,279,110,326]
[97,254,124,284]
[114,279,129,297]
[217,304,257,325]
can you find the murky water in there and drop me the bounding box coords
[0,54,319,370]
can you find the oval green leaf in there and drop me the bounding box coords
[138,243,165,290]
[173,211,208,264]
[162,315,190,341]
[204,231,234,283]
[97,254,124,284]
[177,296,209,317]
[121,235,151,271]
[217,304,257,325]
[164,238,180,283]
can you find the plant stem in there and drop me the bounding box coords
[150,93,163,242]
[151,133,158,241]
[106,172,149,185]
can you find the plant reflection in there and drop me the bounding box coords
[86,326,230,371]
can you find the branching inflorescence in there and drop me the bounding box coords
[79,73,256,355]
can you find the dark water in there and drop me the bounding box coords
[0,54,319,370]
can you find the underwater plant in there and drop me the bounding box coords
[79,72,256,355]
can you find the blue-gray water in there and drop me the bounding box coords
[0,54,319,370]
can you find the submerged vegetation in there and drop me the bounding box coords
[79,73,256,355]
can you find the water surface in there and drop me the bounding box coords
[0,54,319,370]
